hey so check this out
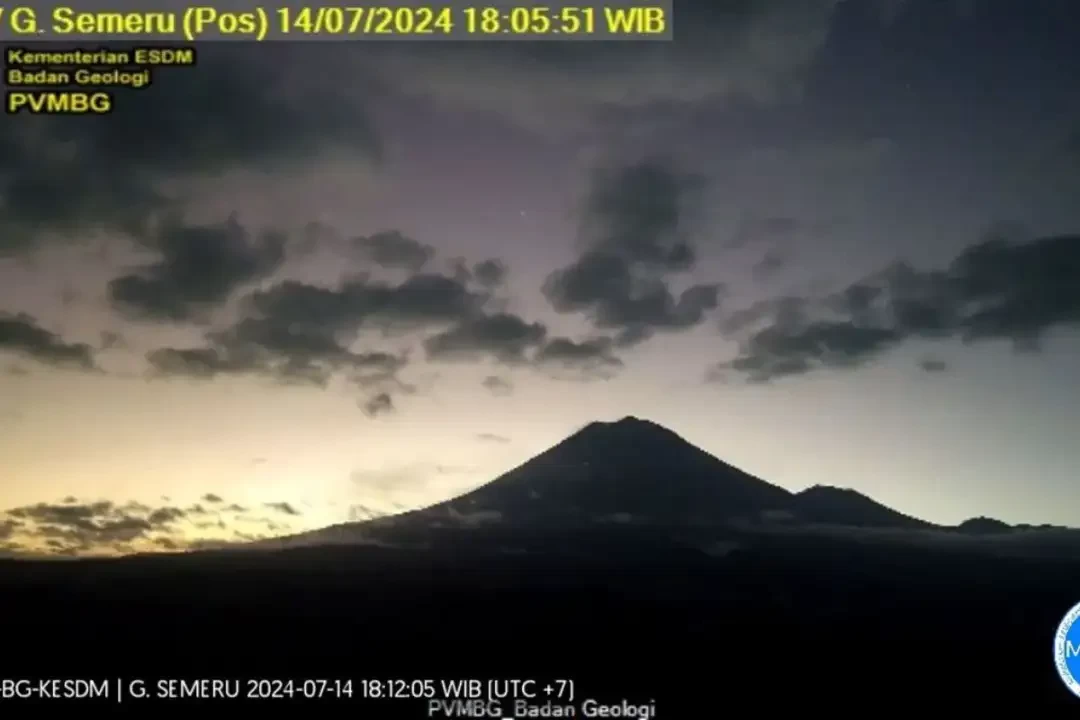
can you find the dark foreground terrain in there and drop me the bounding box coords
[3,527,1079,715]
[4,420,1078,714]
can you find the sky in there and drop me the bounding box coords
[1,0,1079,557]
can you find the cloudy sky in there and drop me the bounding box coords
[2,0,1079,556]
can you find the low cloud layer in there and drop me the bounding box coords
[0,495,301,557]
[717,233,1080,382]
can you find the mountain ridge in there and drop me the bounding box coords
[792,484,935,529]
[251,416,1002,550]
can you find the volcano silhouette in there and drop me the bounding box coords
[255,416,948,551]
[439,416,792,524]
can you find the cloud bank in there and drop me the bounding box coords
[716,233,1080,382]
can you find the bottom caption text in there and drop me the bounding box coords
[0,678,658,716]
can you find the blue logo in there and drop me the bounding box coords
[1054,602,1080,697]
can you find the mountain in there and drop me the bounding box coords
[254,416,933,550]
[957,516,1014,534]
[434,416,794,523]
[958,517,1067,534]
[791,485,935,530]
[9,417,1080,711]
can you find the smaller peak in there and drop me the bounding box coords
[957,516,1012,534]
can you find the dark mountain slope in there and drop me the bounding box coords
[958,516,1014,534]
[251,417,960,551]
[439,416,794,522]
[258,416,798,549]
[792,484,935,529]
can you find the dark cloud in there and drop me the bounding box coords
[476,433,511,444]
[580,161,703,270]
[0,313,95,370]
[202,493,224,503]
[948,234,1079,347]
[147,345,257,381]
[148,335,406,390]
[146,263,490,389]
[344,231,434,272]
[441,257,508,291]
[265,502,301,516]
[535,337,624,376]
[227,316,407,386]
[717,234,1080,382]
[361,392,395,418]
[481,375,514,396]
[723,319,899,382]
[143,244,537,399]
[247,272,486,333]
[545,254,722,346]
[544,161,722,346]
[99,331,125,350]
[472,259,508,288]
[919,358,948,373]
[149,506,187,523]
[109,217,285,322]
[0,46,378,253]
[424,312,547,364]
